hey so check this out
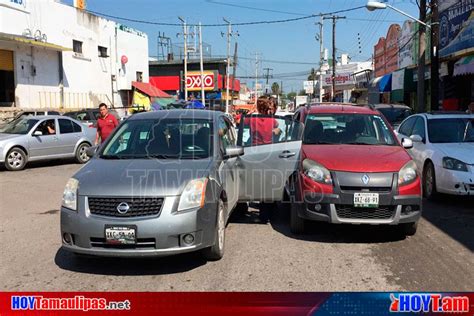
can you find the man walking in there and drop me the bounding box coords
[95,103,118,145]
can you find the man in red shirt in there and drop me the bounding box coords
[95,103,119,145]
[245,97,281,145]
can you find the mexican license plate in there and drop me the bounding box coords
[354,193,379,208]
[105,225,136,245]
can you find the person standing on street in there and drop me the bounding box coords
[95,103,118,145]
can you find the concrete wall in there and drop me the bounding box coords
[0,0,148,110]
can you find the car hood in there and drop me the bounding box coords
[302,144,410,172]
[74,158,213,197]
[432,143,474,164]
[0,133,21,143]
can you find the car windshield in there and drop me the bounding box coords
[304,114,397,146]
[100,118,213,159]
[0,117,39,135]
[428,118,474,143]
[378,107,412,126]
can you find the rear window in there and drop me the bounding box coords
[58,119,74,134]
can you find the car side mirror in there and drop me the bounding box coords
[33,130,43,136]
[402,138,413,149]
[410,134,423,143]
[86,145,98,158]
[224,146,244,159]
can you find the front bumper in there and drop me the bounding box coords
[436,167,474,196]
[60,196,218,257]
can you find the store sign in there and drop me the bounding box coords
[392,69,405,91]
[322,73,355,87]
[303,81,317,94]
[399,21,415,68]
[186,71,216,91]
[0,0,28,12]
[439,0,474,57]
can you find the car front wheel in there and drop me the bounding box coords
[203,199,226,261]
[290,202,306,234]
[5,147,27,171]
[423,162,438,200]
[75,142,91,164]
[400,221,418,236]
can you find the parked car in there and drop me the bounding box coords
[289,104,422,236]
[60,110,303,260]
[63,109,120,128]
[0,110,62,129]
[371,104,413,129]
[0,116,95,171]
[396,112,474,199]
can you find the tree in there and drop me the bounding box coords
[271,82,280,95]
[308,68,317,81]
[299,89,307,95]
[287,92,297,99]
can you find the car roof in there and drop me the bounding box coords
[422,112,474,119]
[306,105,378,115]
[20,115,62,119]
[371,103,411,109]
[128,109,223,121]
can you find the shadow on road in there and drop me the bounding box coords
[54,248,207,276]
[0,159,78,172]
[422,195,474,251]
[230,202,406,243]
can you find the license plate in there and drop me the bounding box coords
[354,193,379,208]
[105,225,136,245]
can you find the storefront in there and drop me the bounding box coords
[391,68,415,105]
[368,73,392,104]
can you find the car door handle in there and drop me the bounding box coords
[279,150,296,158]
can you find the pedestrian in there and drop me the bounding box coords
[246,96,281,145]
[95,103,119,145]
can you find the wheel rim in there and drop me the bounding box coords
[425,167,433,196]
[217,202,225,252]
[7,151,23,169]
[79,145,89,162]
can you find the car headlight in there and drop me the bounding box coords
[398,160,418,186]
[62,178,79,211]
[442,157,468,172]
[302,159,333,185]
[178,178,208,211]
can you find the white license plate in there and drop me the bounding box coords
[354,193,379,208]
[105,225,136,245]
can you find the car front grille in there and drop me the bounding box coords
[339,186,392,193]
[90,237,156,249]
[335,204,395,220]
[88,197,164,218]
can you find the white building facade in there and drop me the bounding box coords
[0,0,149,110]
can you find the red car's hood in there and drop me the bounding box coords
[302,144,411,173]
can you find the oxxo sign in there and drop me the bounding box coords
[186,71,215,91]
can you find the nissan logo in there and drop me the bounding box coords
[361,174,370,185]
[116,202,130,214]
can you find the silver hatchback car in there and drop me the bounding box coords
[60,110,303,260]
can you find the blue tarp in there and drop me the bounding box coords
[185,100,205,109]
[378,74,392,92]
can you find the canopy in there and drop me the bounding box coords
[132,81,171,98]
[453,55,474,76]
[0,32,72,51]
[369,74,392,93]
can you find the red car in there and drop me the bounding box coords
[289,104,422,236]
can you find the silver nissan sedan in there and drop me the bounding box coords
[60,110,303,260]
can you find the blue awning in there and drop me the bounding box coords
[370,74,392,93]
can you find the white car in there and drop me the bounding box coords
[396,113,474,199]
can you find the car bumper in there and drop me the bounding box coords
[60,196,217,257]
[436,167,474,196]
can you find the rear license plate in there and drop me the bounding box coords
[354,193,379,208]
[105,225,136,245]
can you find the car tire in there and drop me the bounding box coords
[400,221,418,236]
[290,202,306,234]
[5,147,27,171]
[423,162,438,200]
[203,199,226,261]
[234,202,249,215]
[75,142,91,164]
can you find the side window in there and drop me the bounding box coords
[76,112,91,121]
[224,118,236,145]
[218,117,232,151]
[58,119,74,134]
[411,117,426,140]
[34,119,56,136]
[398,116,417,136]
[72,121,82,133]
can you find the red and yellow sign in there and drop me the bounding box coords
[186,71,216,91]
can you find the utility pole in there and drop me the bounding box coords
[263,68,273,94]
[317,16,324,103]
[324,15,345,102]
[231,42,238,109]
[178,17,188,100]
[224,18,231,114]
[430,0,439,111]
[254,53,259,106]
[417,0,427,113]
[198,22,205,106]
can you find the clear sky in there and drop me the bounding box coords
[63,0,420,91]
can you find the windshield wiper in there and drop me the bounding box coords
[147,154,181,159]
[303,141,334,145]
[100,154,125,159]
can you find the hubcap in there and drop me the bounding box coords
[79,145,89,161]
[7,151,23,168]
[217,202,225,251]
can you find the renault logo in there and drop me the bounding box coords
[361,174,370,185]
[116,202,130,214]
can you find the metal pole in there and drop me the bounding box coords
[417,0,426,113]
[387,4,431,28]
[224,18,231,114]
[430,0,439,110]
[255,53,258,106]
[179,17,188,100]
[319,17,324,103]
[264,68,272,94]
[231,42,238,109]
[332,16,336,102]
[198,23,205,106]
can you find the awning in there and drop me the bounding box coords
[132,81,172,98]
[369,74,392,93]
[454,55,474,76]
[0,32,72,51]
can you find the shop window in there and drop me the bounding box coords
[136,71,143,82]
[73,40,83,54]
[98,46,108,58]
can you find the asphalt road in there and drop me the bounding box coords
[1,161,473,291]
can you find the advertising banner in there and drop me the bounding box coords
[322,73,355,87]
[439,0,474,58]
[392,69,405,91]
[186,71,216,91]
[398,21,415,69]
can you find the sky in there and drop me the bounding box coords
[63,0,420,92]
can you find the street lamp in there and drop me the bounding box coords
[366,1,431,28]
